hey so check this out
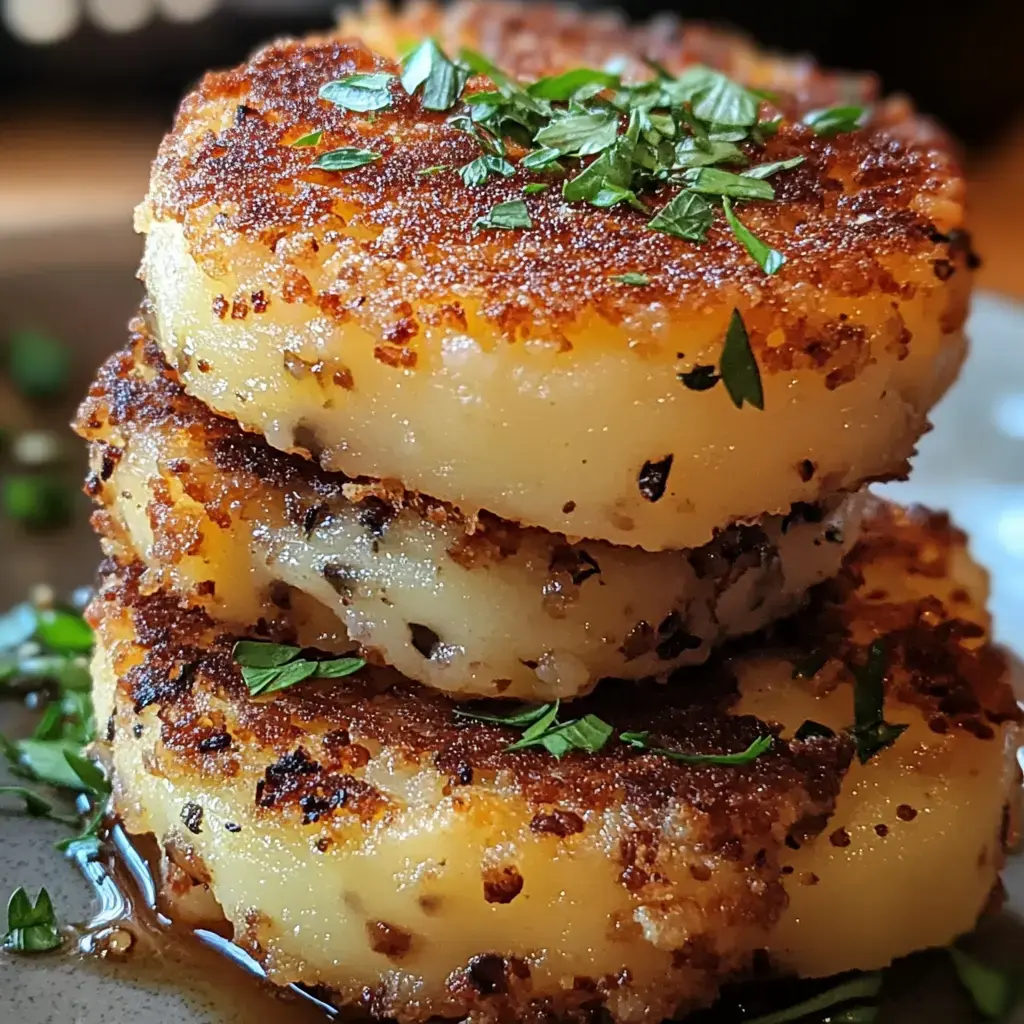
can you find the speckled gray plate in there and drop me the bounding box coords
[0,230,1022,1021]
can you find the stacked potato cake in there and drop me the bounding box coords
[74,3,1019,1021]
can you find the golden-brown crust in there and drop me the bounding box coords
[143,28,973,346]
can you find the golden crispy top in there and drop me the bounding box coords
[142,15,974,340]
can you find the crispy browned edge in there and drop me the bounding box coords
[89,505,1019,1020]
[144,13,974,354]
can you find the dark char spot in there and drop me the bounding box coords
[467,954,508,995]
[637,454,674,503]
[409,623,442,659]
[180,802,203,835]
[198,731,232,753]
[678,365,720,392]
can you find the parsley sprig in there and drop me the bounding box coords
[312,42,868,267]
[3,887,61,954]
[232,640,364,696]
[455,700,772,764]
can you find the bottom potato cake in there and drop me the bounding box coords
[89,504,1021,1024]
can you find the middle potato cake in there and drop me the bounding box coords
[76,318,865,701]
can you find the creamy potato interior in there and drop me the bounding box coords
[79,330,864,701]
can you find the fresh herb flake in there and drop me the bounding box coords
[949,948,1018,1020]
[719,309,764,410]
[401,38,466,111]
[620,731,772,765]
[312,147,382,172]
[232,641,365,697]
[7,329,71,399]
[742,155,806,179]
[472,199,533,232]
[291,129,323,148]
[683,166,775,201]
[848,640,908,764]
[803,105,867,137]
[3,887,61,954]
[534,111,620,157]
[526,68,619,101]
[611,272,650,286]
[319,73,395,113]
[722,196,786,275]
[742,972,883,1024]
[648,191,714,242]
[522,182,550,194]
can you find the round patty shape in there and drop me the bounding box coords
[77,323,863,701]
[91,504,1021,1023]
[137,22,971,551]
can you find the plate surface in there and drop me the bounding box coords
[0,237,1022,1021]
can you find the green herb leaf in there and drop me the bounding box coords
[719,308,764,410]
[7,329,71,399]
[803,105,867,136]
[319,73,395,113]
[722,196,786,275]
[648,191,714,242]
[848,640,908,764]
[454,702,556,728]
[291,129,323,148]
[949,948,1018,1020]
[0,786,60,819]
[521,147,563,171]
[2,474,73,531]
[534,111,620,156]
[742,972,883,1024]
[620,731,772,764]
[472,199,533,232]
[611,272,650,285]
[34,608,92,654]
[527,68,619,101]
[675,66,760,127]
[506,701,561,748]
[401,38,467,111]
[742,155,806,179]
[314,657,366,680]
[3,887,61,954]
[14,739,89,789]
[683,166,775,201]
[672,138,746,170]
[522,182,550,194]
[232,640,301,669]
[416,164,453,176]
[459,154,516,187]
[241,661,318,697]
[312,147,382,172]
[62,751,110,797]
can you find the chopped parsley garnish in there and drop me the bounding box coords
[455,702,774,765]
[2,474,73,532]
[472,199,533,232]
[455,700,614,758]
[307,43,867,261]
[719,308,764,410]
[648,191,714,241]
[722,197,785,275]
[319,72,396,112]
[848,641,908,764]
[611,272,650,286]
[312,147,382,171]
[401,38,467,111]
[3,887,61,954]
[522,182,550,194]
[231,640,365,696]
[291,129,323,148]
[949,947,1019,1020]
[619,731,772,765]
[803,105,867,136]
[742,972,883,1024]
